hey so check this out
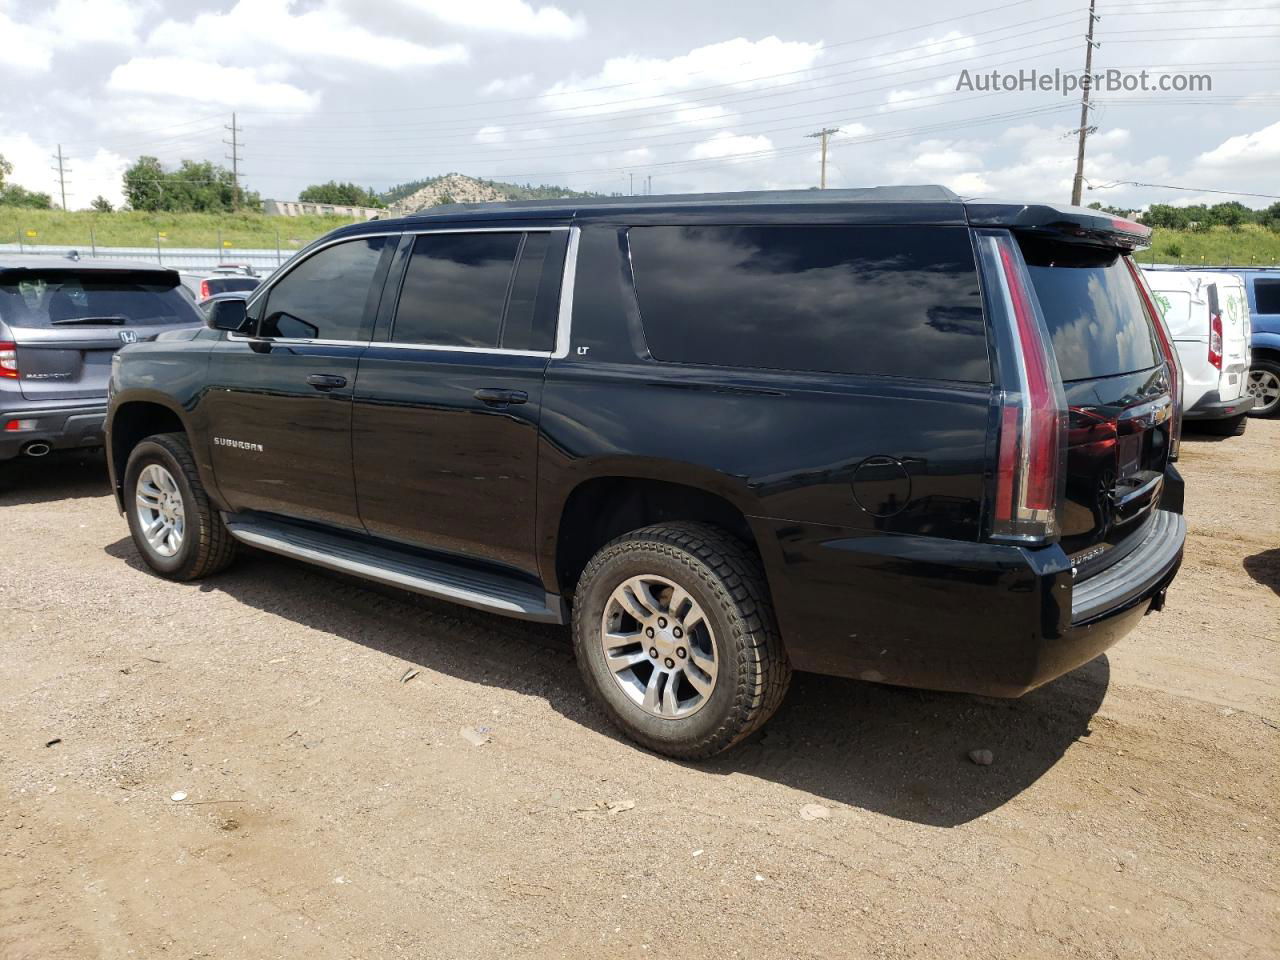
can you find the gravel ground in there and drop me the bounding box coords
[1,421,1277,959]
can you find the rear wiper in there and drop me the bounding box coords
[49,315,127,325]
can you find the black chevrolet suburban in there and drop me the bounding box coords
[105,187,1187,758]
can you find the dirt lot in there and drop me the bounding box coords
[1,421,1277,960]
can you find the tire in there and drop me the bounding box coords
[1246,359,1280,418]
[1200,413,1248,437]
[124,432,236,581]
[572,522,791,759]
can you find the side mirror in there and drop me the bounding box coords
[206,297,251,333]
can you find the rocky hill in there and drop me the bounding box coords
[384,173,607,215]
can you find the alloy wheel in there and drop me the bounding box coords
[1246,368,1280,415]
[135,463,186,558]
[600,574,718,719]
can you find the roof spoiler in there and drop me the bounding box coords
[965,202,1152,251]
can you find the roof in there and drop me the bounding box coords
[0,255,178,273]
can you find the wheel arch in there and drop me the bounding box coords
[546,466,764,598]
[107,394,194,511]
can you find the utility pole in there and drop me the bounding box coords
[805,128,839,189]
[646,175,653,196]
[628,172,634,195]
[1069,0,1100,207]
[50,145,71,210]
[223,112,244,210]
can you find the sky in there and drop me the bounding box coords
[0,0,1277,212]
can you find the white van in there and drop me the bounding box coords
[1144,269,1253,435]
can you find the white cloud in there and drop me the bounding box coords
[0,0,154,72]
[146,0,468,71]
[108,57,320,112]
[480,74,535,96]
[397,0,585,39]
[474,125,507,144]
[689,131,774,161]
[0,11,54,70]
[1194,120,1280,172]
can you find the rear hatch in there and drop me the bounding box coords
[1018,236,1174,577]
[0,266,204,402]
[1207,275,1250,400]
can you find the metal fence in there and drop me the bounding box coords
[0,241,287,276]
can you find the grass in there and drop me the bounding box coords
[4,210,1280,267]
[0,209,361,252]
[1140,224,1280,268]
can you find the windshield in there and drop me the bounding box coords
[0,270,203,329]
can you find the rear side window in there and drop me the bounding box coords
[1019,238,1161,382]
[261,236,388,340]
[392,233,521,348]
[1254,279,1280,315]
[1149,288,1194,338]
[0,270,202,328]
[627,225,989,381]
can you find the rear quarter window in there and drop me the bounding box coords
[1254,279,1280,315]
[626,225,990,382]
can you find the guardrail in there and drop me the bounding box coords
[0,243,287,276]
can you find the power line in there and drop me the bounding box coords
[1086,178,1280,200]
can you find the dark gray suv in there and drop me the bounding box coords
[0,256,204,462]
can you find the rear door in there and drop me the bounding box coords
[352,228,568,575]
[1212,275,1250,402]
[0,267,203,401]
[1019,237,1174,576]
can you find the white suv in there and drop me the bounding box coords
[1144,269,1253,435]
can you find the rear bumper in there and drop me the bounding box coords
[754,476,1186,698]
[1183,390,1254,420]
[0,400,106,461]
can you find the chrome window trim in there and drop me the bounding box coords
[234,224,579,357]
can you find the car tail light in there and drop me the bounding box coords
[1208,311,1223,370]
[0,341,17,379]
[1125,258,1183,460]
[979,232,1067,543]
[4,419,35,432]
[200,279,211,300]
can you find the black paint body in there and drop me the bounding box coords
[106,191,1184,697]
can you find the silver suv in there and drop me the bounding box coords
[0,256,204,462]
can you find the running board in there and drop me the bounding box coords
[223,514,566,624]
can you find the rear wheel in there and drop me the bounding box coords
[572,522,790,759]
[125,432,236,580]
[1246,360,1280,418]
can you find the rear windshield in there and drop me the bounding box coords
[0,270,202,328]
[205,277,259,295]
[1018,238,1161,382]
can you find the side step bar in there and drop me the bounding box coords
[223,514,567,624]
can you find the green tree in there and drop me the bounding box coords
[298,180,384,207]
[122,156,257,212]
[90,195,114,213]
[0,152,54,208]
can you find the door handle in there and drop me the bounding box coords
[474,388,528,406]
[306,373,348,390]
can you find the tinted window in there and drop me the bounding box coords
[627,225,989,381]
[392,233,520,348]
[1255,279,1280,315]
[501,232,567,352]
[0,271,203,329]
[261,236,387,340]
[1019,239,1161,382]
[205,277,258,296]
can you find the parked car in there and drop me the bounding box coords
[178,271,261,303]
[105,189,1187,758]
[1197,268,1280,417]
[1143,269,1252,434]
[0,256,205,463]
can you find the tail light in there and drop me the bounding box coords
[1125,258,1183,460]
[1208,312,1223,370]
[0,341,17,379]
[199,279,211,300]
[978,231,1067,543]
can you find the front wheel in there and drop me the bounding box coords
[124,432,236,581]
[572,522,791,759]
[1246,360,1280,418]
